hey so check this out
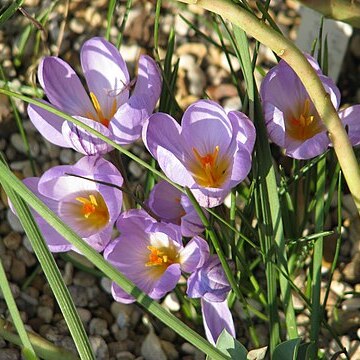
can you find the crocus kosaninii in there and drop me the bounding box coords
[260,55,341,159]
[17,156,123,252]
[104,209,209,304]
[143,100,255,208]
[28,37,162,155]
[187,255,235,345]
[147,180,206,237]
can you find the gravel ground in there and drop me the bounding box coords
[0,0,360,359]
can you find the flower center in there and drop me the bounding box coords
[75,193,109,229]
[286,99,324,141]
[86,92,117,127]
[145,245,179,268]
[189,146,229,188]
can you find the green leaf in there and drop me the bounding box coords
[206,330,247,360]
[273,338,302,360]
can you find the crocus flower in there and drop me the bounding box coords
[104,209,209,304]
[15,156,123,252]
[28,37,162,155]
[260,54,341,159]
[147,180,206,237]
[187,255,235,345]
[143,99,255,208]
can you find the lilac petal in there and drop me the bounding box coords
[110,56,161,144]
[38,168,97,201]
[111,283,136,304]
[147,181,184,223]
[143,112,182,158]
[190,187,229,208]
[260,61,305,116]
[201,298,235,345]
[83,225,112,253]
[27,102,71,148]
[62,116,113,155]
[340,105,360,146]
[116,209,156,237]
[180,236,209,273]
[110,92,153,144]
[181,214,205,237]
[143,114,195,186]
[81,37,130,118]
[227,111,256,154]
[262,102,286,147]
[22,178,73,252]
[181,100,233,158]
[148,222,183,247]
[39,57,94,116]
[229,148,252,185]
[285,131,330,159]
[320,74,341,110]
[149,264,181,299]
[132,55,162,113]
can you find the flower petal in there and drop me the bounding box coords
[339,105,360,146]
[110,56,162,145]
[21,178,73,252]
[181,100,233,158]
[149,264,181,299]
[81,37,130,117]
[180,236,209,273]
[201,298,235,345]
[190,186,229,208]
[143,113,195,186]
[62,116,113,155]
[227,111,256,154]
[285,131,330,159]
[39,56,93,116]
[132,55,162,113]
[27,102,71,148]
[147,181,184,223]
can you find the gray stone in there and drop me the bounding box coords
[6,209,24,233]
[90,335,109,360]
[89,318,109,337]
[141,331,167,360]
[37,305,53,324]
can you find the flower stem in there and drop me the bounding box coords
[175,0,360,214]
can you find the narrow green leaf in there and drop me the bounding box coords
[116,0,133,49]
[0,0,23,26]
[105,0,117,41]
[0,259,37,359]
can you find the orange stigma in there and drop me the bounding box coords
[287,99,324,141]
[88,92,117,127]
[145,245,178,268]
[190,146,229,188]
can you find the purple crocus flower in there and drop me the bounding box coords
[16,156,123,252]
[260,54,341,159]
[103,209,209,304]
[28,37,162,155]
[187,255,235,345]
[143,99,255,208]
[147,180,206,237]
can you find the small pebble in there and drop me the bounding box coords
[89,318,109,337]
[3,231,21,250]
[6,209,24,233]
[141,330,167,360]
[37,305,53,324]
[90,335,109,360]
